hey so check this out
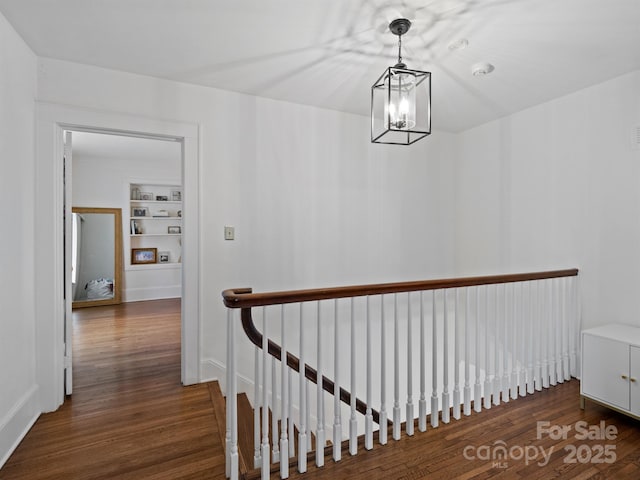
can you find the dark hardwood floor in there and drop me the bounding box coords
[3,299,640,479]
[1,299,225,480]
[281,381,640,480]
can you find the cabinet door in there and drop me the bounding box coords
[582,334,629,411]
[631,346,640,416]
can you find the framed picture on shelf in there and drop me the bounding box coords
[131,248,157,264]
[131,207,148,217]
[140,192,154,200]
[171,190,182,201]
[158,251,170,263]
[156,195,168,201]
[168,226,181,234]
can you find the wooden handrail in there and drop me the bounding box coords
[222,269,578,308]
[224,269,578,434]
[239,308,380,424]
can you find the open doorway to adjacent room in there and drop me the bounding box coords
[64,130,183,394]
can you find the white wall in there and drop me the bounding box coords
[72,132,182,301]
[36,57,457,382]
[455,69,640,330]
[0,11,38,468]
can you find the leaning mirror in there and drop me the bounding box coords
[72,207,123,308]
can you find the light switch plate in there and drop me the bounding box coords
[224,226,235,240]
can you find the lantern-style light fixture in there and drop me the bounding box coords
[371,18,431,145]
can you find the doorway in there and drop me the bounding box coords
[35,103,201,412]
[64,130,184,394]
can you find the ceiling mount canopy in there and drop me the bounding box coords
[371,18,431,145]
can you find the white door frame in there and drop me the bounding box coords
[36,102,201,412]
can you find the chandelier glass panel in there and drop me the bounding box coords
[371,19,431,145]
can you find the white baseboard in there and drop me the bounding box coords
[123,285,181,302]
[0,385,40,469]
[201,358,253,397]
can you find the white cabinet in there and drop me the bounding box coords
[128,183,182,268]
[581,324,640,419]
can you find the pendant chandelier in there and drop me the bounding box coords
[371,19,431,145]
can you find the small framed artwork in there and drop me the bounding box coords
[140,192,154,200]
[171,190,182,201]
[158,251,170,263]
[168,226,181,234]
[131,207,148,217]
[131,248,157,264]
[156,195,168,201]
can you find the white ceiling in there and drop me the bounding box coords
[2,0,639,132]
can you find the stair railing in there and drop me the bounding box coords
[223,268,579,480]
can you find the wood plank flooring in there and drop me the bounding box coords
[281,381,640,480]
[1,299,225,480]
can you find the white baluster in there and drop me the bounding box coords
[569,276,579,377]
[379,296,388,445]
[316,302,325,466]
[550,279,558,386]
[288,369,294,458]
[393,294,401,439]
[350,298,358,454]
[271,356,280,463]
[442,290,450,423]
[484,286,492,409]
[534,281,542,391]
[502,284,510,403]
[452,289,461,419]
[463,288,471,416]
[280,306,289,479]
[561,277,571,380]
[493,285,501,406]
[261,308,270,479]
[306,380,311,452]
[527,282,535,395]
[333,299,342,460]
[298,304,307,473]
[474,287,482,412]
[516,282,527,397]
[431,290,439,427]
[254,346,261,468]
[555,278,565,383]
[542,281,550,389]
[420,291,428,428]
[407,293,415,434]
[365,296,373,449]
[510,284,518,400]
